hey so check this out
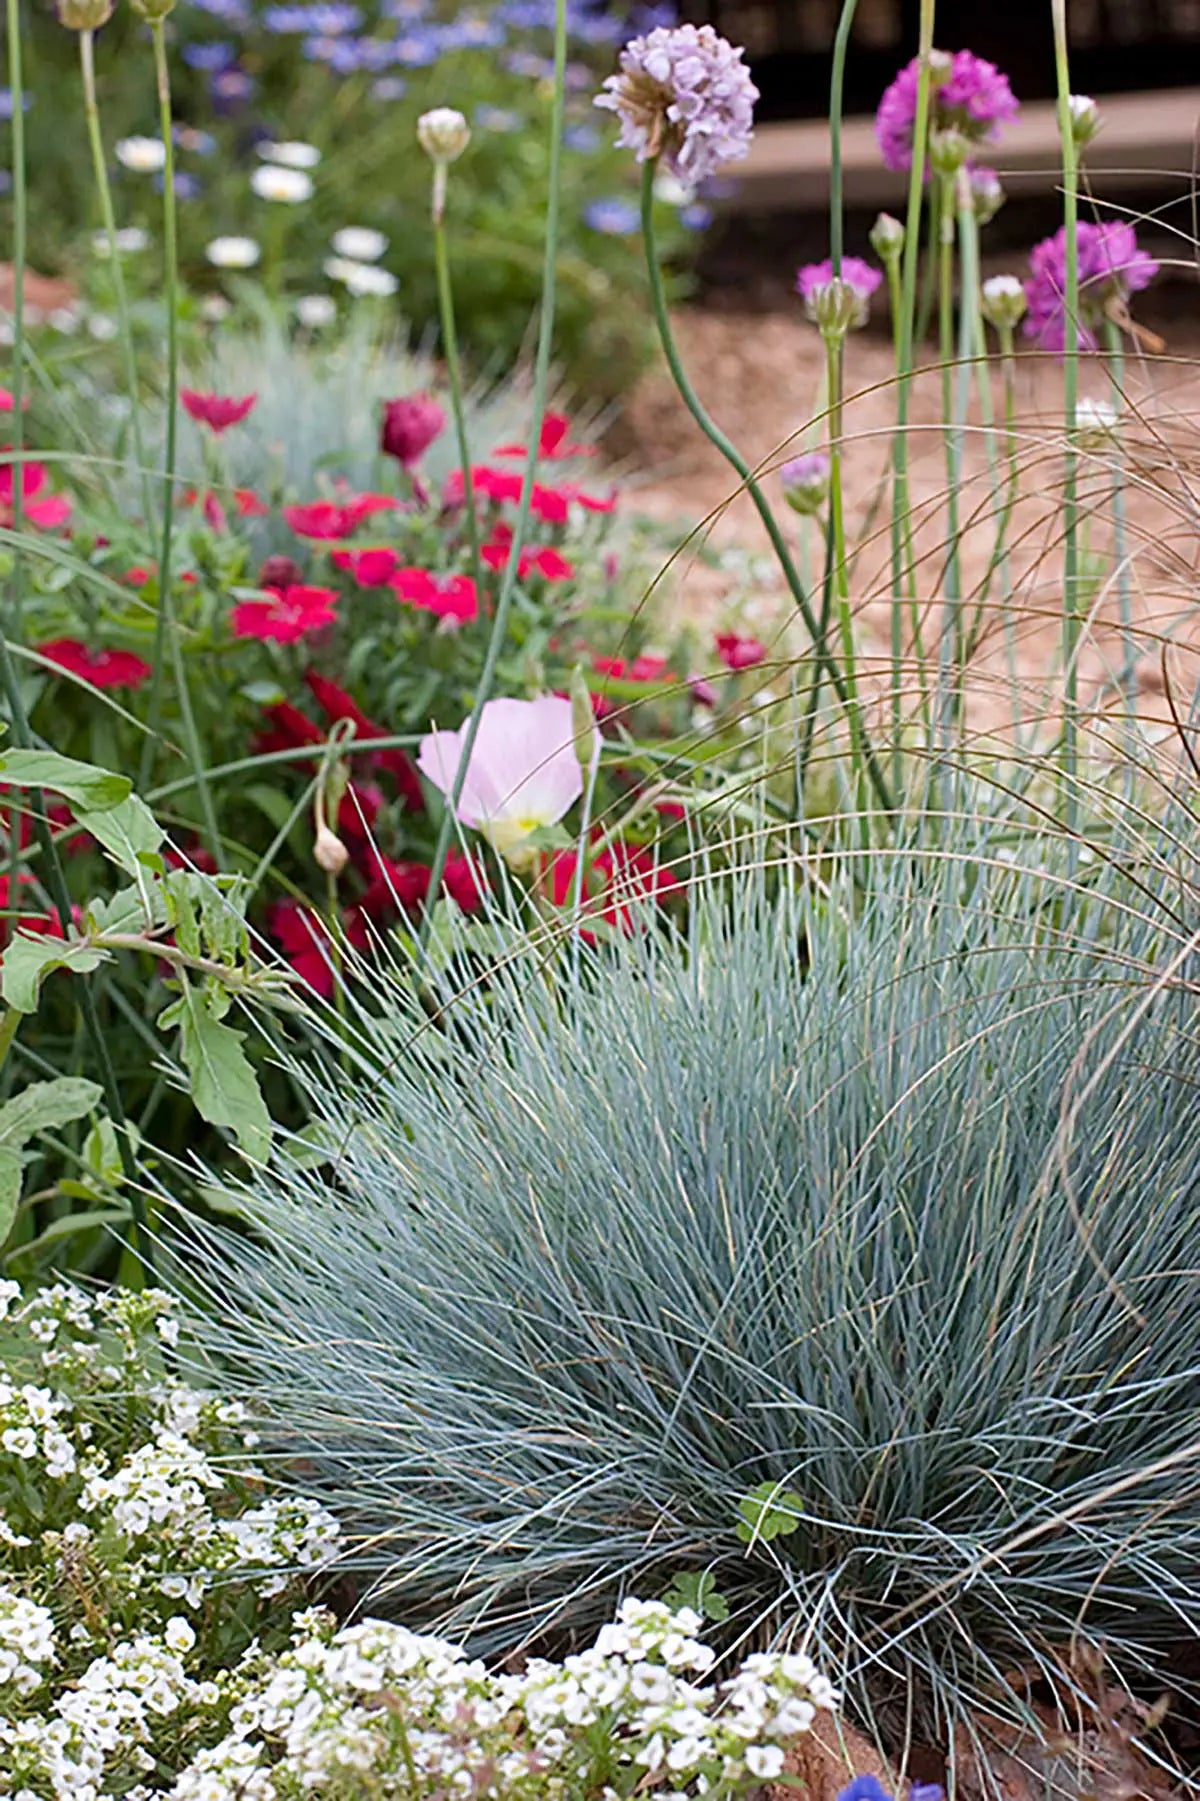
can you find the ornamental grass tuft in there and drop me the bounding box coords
[185,808,1200,1742]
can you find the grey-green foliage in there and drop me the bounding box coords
[186,827,1200,1735]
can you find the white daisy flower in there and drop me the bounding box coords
[205,235,262,269]
[296,294,338,327]
[330,226,388,262]
[251,165,314,203]
[340,263,399,298]
[91,226,149,257]
[257,139,322,169]
[115,135,166,173]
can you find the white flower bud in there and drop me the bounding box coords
[1074,398,1119,452]
[417,108,471,165]
[314,825,349,875]
[929,127,970,178]
[1068,94,1102,148]
[868,212,905,264]
[980,273,1027,332]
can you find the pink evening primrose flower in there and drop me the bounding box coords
[875,49,1018,174]
[595,24,758,186]
[1023,221,1159,353]
[418,694,597,862]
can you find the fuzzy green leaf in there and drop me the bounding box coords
[161,982,271,1161]
[0,1148,22,1247]
[0,749,130,813]
[0,933,107,1014]
[0,1077,102,1148]
[81,794,164,878]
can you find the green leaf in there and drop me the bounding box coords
[83,1116,140,1189]
[0,1147,23,1248]
[735,1480,805,1546]
[81,794,164,879]
[0,1077,102,1148]
[0,749,130,813]
[88,881,167,937]
[13,1205,132,1260]
[0,933,107,1014]
[160,981,271,1161]
[661,1570,730,1623]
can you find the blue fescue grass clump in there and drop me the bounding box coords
[187,815,1200,1734]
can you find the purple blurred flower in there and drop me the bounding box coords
[393,29,442,64]
[476,105,524,132]
[563,121,601,151]
[442,14,505,49]
[909,1786,945,1801]
[380,0,429,18]
[371,74,409,98]
[679,201,713,229]
[875,49,1018,174]
[583,195,641,235]
[155,169,202,199]
[0,89,33,118]
[209,66,256,108]
[1023,221,1158,353]
[505,48,556,77]
[796,256,882,330]
[595,23,758,186]
[837,1781,891,1801]
[189,0,250,21]
[263,1,360,29]
[182,41,234,68]
[780,451,831,515]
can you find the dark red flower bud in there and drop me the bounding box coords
[258,553,303,593]
[380,394,446,469]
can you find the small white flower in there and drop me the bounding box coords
[745,1745,786,1780]
[116,135,167,173]
[91,226,149,258]
[87,312,118,342]
[251,165,314,203]
[653,169,695,206]
[48,307,82,335]
[205,235,261,269]
[200,294,232,322]
[330,226,388,262]
[257,139,322,169]
[417,107,471,164]
[165,1618,196,1655]
[295,294,338,328]
[340,263,399,298]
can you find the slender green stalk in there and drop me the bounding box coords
[935,173,964,729]
[640,165,892,814]
[893,0,936,712]
[5,0,28,954]
[0,1007,21,1079]
[1052,0,1081,816]
[828,0,858,274]
[1103,316,1135,717]
[79,27,155,536]
[432,215,483,604]
[139,25,221,864]
[422,0,572,931]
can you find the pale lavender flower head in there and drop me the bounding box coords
[875,49,1018,174]
[418,695,596,864]
[796,256,882,332]
[595,24,758,185]
[780,451,831,516]
[1023,221,1158,353]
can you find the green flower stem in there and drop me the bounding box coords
[432,212,483,607]
[828,0,858,274]
[139,24,221,867]
[639,163,893,816]
[893,1,936,726]
[1104,316,1135,716]
[4,0,28,978]
[422,0,571,932]
[935,173,963,728]
[79,27,155,537]
[1052,0,1081,817]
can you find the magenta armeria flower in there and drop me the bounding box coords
[1023,221,1159,353]
[595,24,758,186]
[875,49,1018,174]
[796,256,882,332]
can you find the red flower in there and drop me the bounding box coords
[570,485,618,514]
[284,494,397,541]
[716,632,768,671]
[592,654,670,683]
[180,390,257,433]
[234,487,271,517]
[441,464,572,525]
[179,487,229,534]
[494,412,595,459]
[268,899,369,998]
[381,394,446,469]
[255,700,326,760]
[359,853,431,921]
[480,523,574,583]
[443,850,488,914]
[392,567,479,625]
[165,839,220,876]
[543,836,682,937]
[0,874,77,947]
[304,669,424,813]
[337,781,385,856]
[333,546,400,587]
[123,566,154,587]
[231,585,338,643]
[0,389,28,413]
[0,455,71,531]
[37,638,152,691]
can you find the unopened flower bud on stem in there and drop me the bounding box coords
[55,0,112,29]
[314,824,349,877]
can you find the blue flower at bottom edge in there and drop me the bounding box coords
[583,196,641,236]
[838,1780,892,1801]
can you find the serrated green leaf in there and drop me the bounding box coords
[88,881,167,936]
[162,981,271,1161]
[0,1147,23,1248]
[0,933,107,1014]
[0,1077,102,1149]
[0,749,130,813]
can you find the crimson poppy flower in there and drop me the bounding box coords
[332,546,400,587]
[304,669,424,813]
[494,411,595,459]
[37,637,153,691]
[481,524,575,583]
[0,456,71,531]
[180,390,258,433]
[283,493,397,541]
[716,632,768,671]
[230,585,338,643]
[392,567,479,625]
[267,899,369,998]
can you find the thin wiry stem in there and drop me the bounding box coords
[1052,0,1081,820]
[1103,316,1136,717]
[139,25,221,866]
[639,163,893,816]
[423,0,571,934]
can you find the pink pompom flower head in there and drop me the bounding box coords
[780,451,831,516]
[1023,221,1159,354]
[180,390,258,433]
[380,394,445,469]
[595,23,758,186]
[418,694,597,865]
[796,257,882,334]
[875,49,1018,175]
